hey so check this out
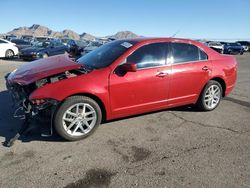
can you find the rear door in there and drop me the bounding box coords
[168,42,210,106]
[109,42,171,118]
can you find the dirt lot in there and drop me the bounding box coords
[0,54,249,188]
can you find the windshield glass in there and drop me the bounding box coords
[77,40,137,69]
[87,41,102,47]
[33,41,50,48]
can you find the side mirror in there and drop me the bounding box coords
[121,62,137,72]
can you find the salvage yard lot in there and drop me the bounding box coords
[0,54,250,188]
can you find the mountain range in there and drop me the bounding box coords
[4,24,139,40]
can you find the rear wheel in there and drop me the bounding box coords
[197,80,222,111]
[54,96,102,141]
[5,49,14,59]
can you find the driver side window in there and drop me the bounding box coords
[127,43,167,69]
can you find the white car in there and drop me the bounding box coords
[0,38,19,58]
[207,42,224,53]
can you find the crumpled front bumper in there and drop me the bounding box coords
[5,73,58,116]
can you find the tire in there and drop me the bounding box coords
[197,80,223,111]
[42,53,48,58]
[5,49,14,59]
[54,96,102,141]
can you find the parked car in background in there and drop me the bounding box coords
[84,41,102,54]
[75,40,89,49]
[236,41,250,52]
[67,40,84,58]
[0,38,19,58]
[221,42,244,55]
[10,39,32,50]
[5,35,17,41]
[207,41,224,53]
[19,40,68,60]
[61,38,74,46]
[5,38,237,141]
[31,36,56,45]
[21,35,34,42]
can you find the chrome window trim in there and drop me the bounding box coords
[136,63,171,71]
[170,59,209,66]
[114,41,209,72]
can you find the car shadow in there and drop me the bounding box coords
[0,57,24,62]
[0,90,64,146]
[0,89,200,146]
[104,104,200,124]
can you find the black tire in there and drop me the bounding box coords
[5,49,14,59]
[197,80,223,111]
[54,96,102,141]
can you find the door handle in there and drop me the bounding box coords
[156,71,168,77]
[202,66,209,71]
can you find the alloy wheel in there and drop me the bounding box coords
[62,103,97,136]
[204,85,221,109]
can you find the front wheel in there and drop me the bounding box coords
[54,96,102,141]
[5,49,14,59]
[197,80,222,111]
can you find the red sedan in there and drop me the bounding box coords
[6,38,237,141]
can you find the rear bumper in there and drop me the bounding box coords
[225,84,235,96]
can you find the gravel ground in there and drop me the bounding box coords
[0,54,249,188]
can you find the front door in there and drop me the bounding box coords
[109,42,171,119]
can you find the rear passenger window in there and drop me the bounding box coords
[199,49,208,60]
[172,43,207,63]
[127,43,167,69]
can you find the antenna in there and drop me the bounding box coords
[170,29,181,38]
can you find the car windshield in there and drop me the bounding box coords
[33,41,50,48]
[77,40,137,69]
[61,39,71,43]
[87,41,101,47]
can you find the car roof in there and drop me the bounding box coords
[119,37,204,44]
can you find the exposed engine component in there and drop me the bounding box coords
[35,68,88,88]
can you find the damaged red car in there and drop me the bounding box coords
[5,38,237,141]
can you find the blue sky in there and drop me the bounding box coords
[0,0,250,39]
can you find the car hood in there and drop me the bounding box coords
[21,47,45,53]
[8,54,81,85]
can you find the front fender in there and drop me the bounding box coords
[29,68,111,118]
